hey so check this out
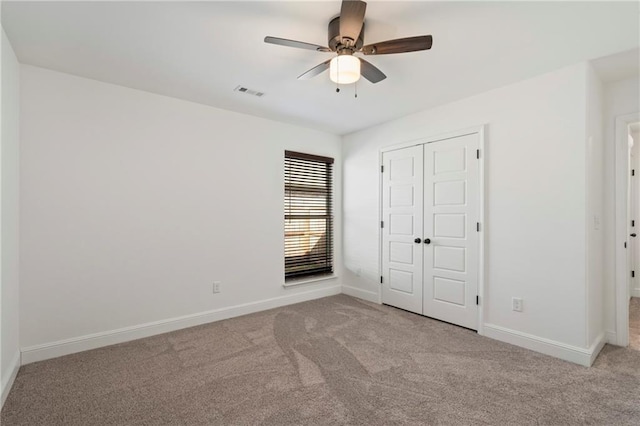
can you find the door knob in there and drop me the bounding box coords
[424,238,431,245]
[631,233,637,237]
[414,238,422,244]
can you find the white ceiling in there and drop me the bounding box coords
[3,1,639,135]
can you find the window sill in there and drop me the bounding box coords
[283,275,339,288]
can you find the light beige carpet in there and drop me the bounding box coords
[631,297,640,351]
[2,294,640,425]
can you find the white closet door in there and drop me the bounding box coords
[423,133,480,330]
[381,146,424,314]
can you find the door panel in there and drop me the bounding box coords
[434,181,466,205]
[389,215,414,235]
[423,133,479,330]
[389,269,414,293]
[434,214,466,238]
[389,242,413,264]
[433,276,466,306]
[433,246,466,272]
[390,185,414,206]
[434,147,466,174]
[382,146,423,314]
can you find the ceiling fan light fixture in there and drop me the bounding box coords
[265,0,433,86]
[329,55,361,84]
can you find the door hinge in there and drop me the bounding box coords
[633,169,635,177]
[625,242,627,248]
[476,149,480,159]
[381,165,384,173]
[476,222,480,232]
[380,276,383,284]
[476,295,480,305]
[632,220,635,227]
[632,271,635,278]
[381,221,384,229]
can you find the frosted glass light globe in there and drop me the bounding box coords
[329,55,361,84]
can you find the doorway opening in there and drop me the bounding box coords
[628,121,640,350]
[615,113,640,350]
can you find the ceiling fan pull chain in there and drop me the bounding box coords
[355,81,358,98]
[336,57,340,92]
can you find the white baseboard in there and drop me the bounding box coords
[1,351,21,409]
[605,330,617,345]
[342,284,379,303]
[21,285,342,365]
[483,324,602,367]
[631,289,640,298]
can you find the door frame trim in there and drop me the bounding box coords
[378,125,486,334]
[614,112,640,347]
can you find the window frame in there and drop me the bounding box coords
[284,150,334,282]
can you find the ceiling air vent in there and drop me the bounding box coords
[234,86,265,98]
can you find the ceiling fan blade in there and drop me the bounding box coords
[359,58,386,84]
[298,59,332,80]
[362,35,433,55]
[264,36,331,52]
[340,0,367,44]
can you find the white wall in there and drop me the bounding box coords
[19,65,342,360]
[602,76,640,338]
[1,29,21,406]
[343,63,592,355]
[585,63,604,347]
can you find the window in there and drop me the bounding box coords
[284,151,334,280]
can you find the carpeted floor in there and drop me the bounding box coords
[2,294,640,425]
[631,297,640,351]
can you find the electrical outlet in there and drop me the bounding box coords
[512,297,523,312]
[213,281,221,294]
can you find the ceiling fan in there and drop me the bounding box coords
[264,0,433,86]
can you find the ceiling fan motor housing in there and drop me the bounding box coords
[328,17,364,53]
